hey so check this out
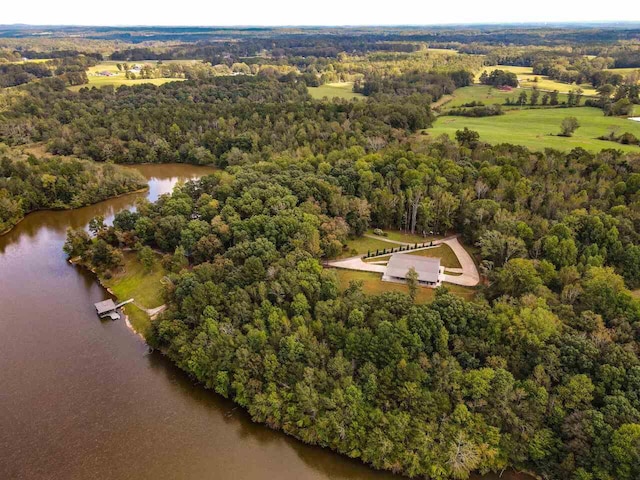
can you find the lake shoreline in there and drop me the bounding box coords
[0,186,150,237]
[68,256,150,341]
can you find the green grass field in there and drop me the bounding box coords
[332,269,476,303]
[605,67,640,80]
[367,229,438,243]
[429,106,640,152]
[308,82,363,100]
[124,304,153,338]
[409,244,461,268]
[341,235,400,258]
[478,65,597,96]
[102,252,166,308]
[425,48,458,55]
[364,243,462,269]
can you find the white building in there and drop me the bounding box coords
[382,253,445,287]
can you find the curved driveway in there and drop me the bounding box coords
[441,237,480,286]
[327,236,480,287]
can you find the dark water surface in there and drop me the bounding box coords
[0,164,531,480]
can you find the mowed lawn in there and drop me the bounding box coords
[102,252,166,309]
[477,65,597,96]
[364,244,462,269]
[332,269,476,303]
[410,244,462,269]
[429,107,640,153]
[343,230,441,258]
[368,229,439,244]
[308,82,363,100]
[341,235,401,258]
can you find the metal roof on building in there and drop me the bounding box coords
[385,254,441,283]
[94,299,117,315]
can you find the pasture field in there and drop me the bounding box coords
[477,65,598,96]
[8,58,50,64]
[425,48,458,55]
[308,82,363,100]
[437,85,573,110]
[429,106,640,152]
[605,67,640,79]
[332,269,476,303]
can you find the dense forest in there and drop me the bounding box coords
[0,76,434,164]
[0,146,145,233]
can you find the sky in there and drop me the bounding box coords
[2,0,639,26]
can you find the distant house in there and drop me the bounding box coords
[98,70,114,76]
[382,253,444,287]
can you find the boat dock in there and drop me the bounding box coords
[94,298,134,321]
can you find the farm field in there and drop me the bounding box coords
[69,60,192,90]
[332,269,476,303]
[308,82,363,100]
[477,65,598,96]
[429,106,640,152]
[425,48,458,55]
[8,58,50,64]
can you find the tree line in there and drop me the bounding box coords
[0,146,145,234]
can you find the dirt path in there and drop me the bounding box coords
[134,302,167,318]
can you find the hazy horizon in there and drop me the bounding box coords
[3,0,640,28]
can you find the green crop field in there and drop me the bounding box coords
[477,65,598,96]
[308,82,364,100]
[429,107,640,152]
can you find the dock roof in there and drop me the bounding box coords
[94,299,117,315]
